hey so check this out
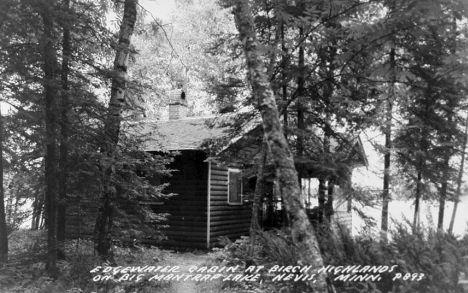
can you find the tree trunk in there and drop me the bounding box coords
[413,169,422,227]
[249,140,267,261]
[94,0,138,260]
[281,21,288,139]
[318,176,327,224]
[41,6,59,278]
[230,0,326,290]
[448,112,468,233]
[414,89,430,228]
[57,0,71,258]
[438,180,447,230]
[280,21,289,227]
[381,61,393,240]
[324,179,334,224]
[438,111,453,230]
[381,110,391,238]
[381,0,397,242]
[0,105,8,263]
[319,33,335,230]
[13,192,19,225]
[31,192,45,230]
[296,22,305,164]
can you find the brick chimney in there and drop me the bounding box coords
[168,88,188,120]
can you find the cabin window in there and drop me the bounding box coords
[228,169,242,204]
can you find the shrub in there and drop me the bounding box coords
[316,220,468,293]
[388,222,467,293]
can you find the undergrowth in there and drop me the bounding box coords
[3,223,468,293]
[0,230,169,293]
[214,222,468,293]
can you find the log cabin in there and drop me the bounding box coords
[65,89,257,249]
[66,88,367,249]
[141,88,368,245]
[139,103,253,249]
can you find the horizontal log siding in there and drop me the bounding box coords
[151,150,209,249]
[209,163,251,246]
[66,198,97,239]
[65,150,210,250]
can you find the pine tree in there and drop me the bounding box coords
[0,105,7,264]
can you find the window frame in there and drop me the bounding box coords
[227,168,243,205]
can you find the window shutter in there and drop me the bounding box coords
[236,174,242,202]
[229,172,236,202]
[228,170,242,204]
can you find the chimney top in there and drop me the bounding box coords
[168,89,188,120]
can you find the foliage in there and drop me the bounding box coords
[0,0,175,264]
[216,235,265,266]
[215,231,313,293]
[214,220,468,293]
[130,0,237,118]
[0,230,170,293]
[317,220,468,293]
[389,222,468,293]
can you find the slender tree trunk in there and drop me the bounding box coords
[296,23,305,164]
[381,0,397,242]
[57,0,71,258]
[318,177,326,224]
[318,35,335,230]
[249,140,267,261]
[321,113,332,227]
[325,179,334,224]
[13,192,19,225]
[438,113,453,230]
[413,170,422,227]
[230,1,326,290]
[438,152,450,230]
[281,21,288,139]
[438,176,448,230]
[41,5,59,278]
[31,192,45,230]
[381,60,393,240]
[6,190,12,223]
[94,0,138,260]
[414,93,430,228]
[31,204,37,230]
[39,212,45,229]
[280,21,289,228]
[449,112,468,233]
[381,109,391,239]
[0,105,8,263]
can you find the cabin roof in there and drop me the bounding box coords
[135,115,368,170]
[139,116,227,151]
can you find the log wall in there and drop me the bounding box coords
[149,150,209,249]
[66,150,253,250]
[66,150,209,250]
[208,163,251,247]
[66,198,97,239]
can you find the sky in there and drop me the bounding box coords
[140,0,176,23]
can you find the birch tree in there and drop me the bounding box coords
[226,0,326,290]
[94,0,139,259]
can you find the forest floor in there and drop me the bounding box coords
[156,251,224,293]
[0,230,256,293]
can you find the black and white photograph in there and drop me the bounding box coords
[0,0,468,292]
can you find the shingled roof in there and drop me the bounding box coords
[138,116,227,151]
[134,115,368,170]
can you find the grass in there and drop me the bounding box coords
[0,230,171,293]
